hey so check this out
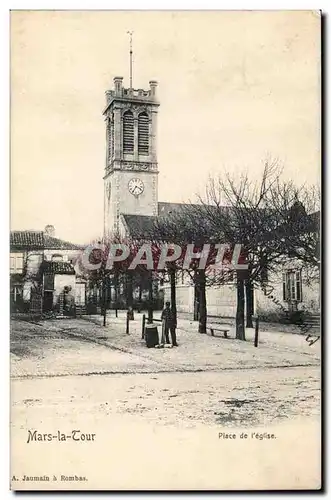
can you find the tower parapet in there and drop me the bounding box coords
[104,77,158,107]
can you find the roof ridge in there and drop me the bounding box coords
[44,234,80,242]
[11,229,44,233]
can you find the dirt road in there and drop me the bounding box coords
[10,318,321,490]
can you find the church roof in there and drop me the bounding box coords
[122,214,158,239]
[122,202,200,238]
[121,204,320,241]
[158,201,201,216]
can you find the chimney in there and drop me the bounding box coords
[44,225,55,238]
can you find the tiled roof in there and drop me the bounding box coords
[158,201,231,219]
[122,205,320,241]
[10,231,44,249]
[122,202,229,238]
[122,214,158,239]
[41,261,76,275]
[10,231,83,250]
[44,235,83,250]
[264,211,320,241]
[158,201,200,216]
[122,203,233,239]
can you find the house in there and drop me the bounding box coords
[42,225,86,312]
[10,225,86,314]
[160,210,320,321]
[10,230,44,313]
[119,204,320,320]
[254,210,320,320]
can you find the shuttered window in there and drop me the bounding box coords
[283,270,302,302]
[10,253,24,273]
[138,112,149,155]
[107,118,114,161]
[123,111,134,153]
[296,271,302,302]
[106,119,111,162]
[111,123,114,156]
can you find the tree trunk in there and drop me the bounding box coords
[198,270,207,333]
[193,271,200,321]
[106,276,111,309]
[114,271,118,318]
[147,271,153,323]
[136,280,143,313]
[236,273,245,340]
[108,279,112,309]
[126,272,134,320]
[170,268,177,326]
[102,276,107,327]
[245,279,254,328]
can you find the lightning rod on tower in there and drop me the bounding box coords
[127,31,133,90]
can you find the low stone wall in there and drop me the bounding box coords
[163,284,237,318]
[163,278,320,320]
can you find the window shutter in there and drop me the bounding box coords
[107,118,112,161]
[138,112,149,155]
[16,256,23,272]
[123,111,134,153]
[282,273,287,301]
[111,121,114,156]
[296,271,302,302]
[290,273,296,300]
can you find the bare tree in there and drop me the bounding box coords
[78,164,319,342]
[150,205,215,334]
[197,159,320,340]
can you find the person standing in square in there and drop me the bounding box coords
[161,301,178,347]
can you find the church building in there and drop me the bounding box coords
[102,75,320,322]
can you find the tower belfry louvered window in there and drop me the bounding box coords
[123,111,134,153]
[138,112,149,155]
[107,118,112,162]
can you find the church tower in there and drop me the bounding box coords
[103,76,159,237]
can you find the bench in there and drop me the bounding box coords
[209,326,230,339]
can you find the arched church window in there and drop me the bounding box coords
[111,121,114,156]
[123,111,134,153]
[106,119,112,163]
[138,112,149,155]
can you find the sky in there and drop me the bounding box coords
[10,10,321,244]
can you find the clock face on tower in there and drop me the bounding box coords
[128,178,144,196]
